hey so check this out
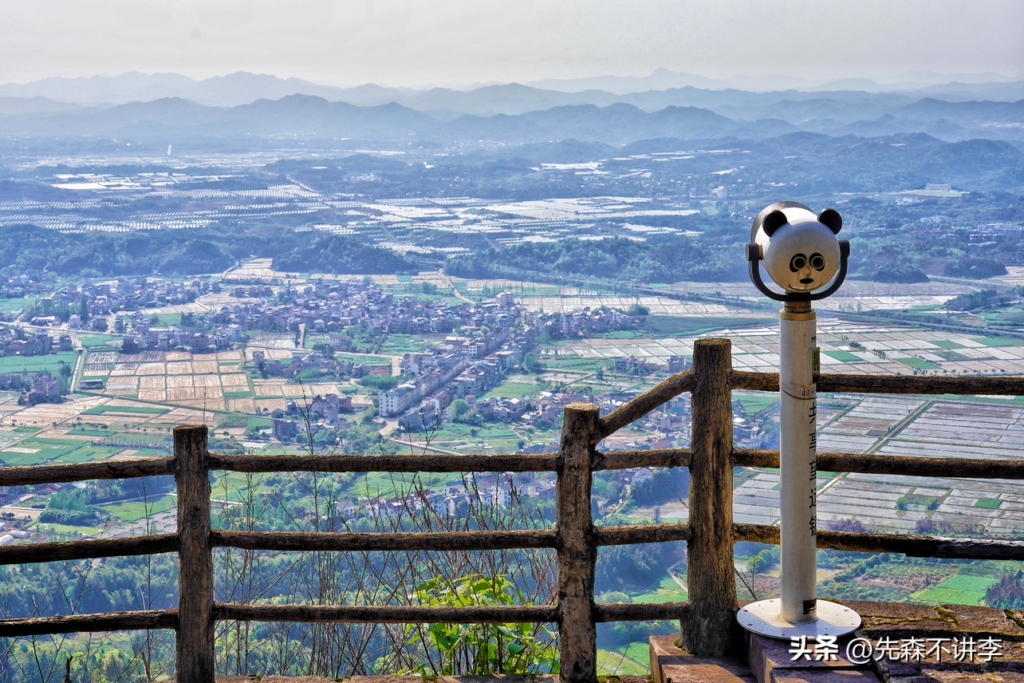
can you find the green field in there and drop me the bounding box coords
[630,575,687,604]
[482,382,537,399]
[597,649,648,675]
[897,358,941,371]
[0,351,78,374]
[976,497,1003,509]
[616,641,652,668]
[542,357,608,373]
[378,334,439,355]
[911,574,997,606]
[930,340,965,349]
[99,495,176,522]
[0,438,121,466]
[824,350,862,362]
[78,335,119,349]
[83,405,168,416]
[735,393,778,415]
[975,337,1024,348]
[0,297,36,315]
[335,353,392,366]
[642,315,772,337]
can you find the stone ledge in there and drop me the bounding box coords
[201,677,644,683]
[650,634,756,683]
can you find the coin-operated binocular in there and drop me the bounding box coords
[746,201,850,301]
[737,201,861,640]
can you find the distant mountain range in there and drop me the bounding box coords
[0,92,1021,146]
[2,70,1024,112]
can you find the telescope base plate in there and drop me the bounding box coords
[737,598,861,640]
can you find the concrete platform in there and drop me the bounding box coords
[649,602,1024,683]
[651,635,757,683]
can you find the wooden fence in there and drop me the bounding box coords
[4,338,1024,682]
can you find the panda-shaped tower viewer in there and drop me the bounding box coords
[746,201,850,300]
[736,201,861,640]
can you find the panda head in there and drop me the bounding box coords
[752,202,843,294]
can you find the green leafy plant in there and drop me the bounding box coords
[404,574,558,675]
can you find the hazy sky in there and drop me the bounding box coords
[1,0,1022,87]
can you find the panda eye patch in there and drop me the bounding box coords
[809,253,825,271]
[789,254,807,272]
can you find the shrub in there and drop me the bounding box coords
[871,261,929,283]
[944,257,1007,279]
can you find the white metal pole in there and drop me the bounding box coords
[779,302,818,624]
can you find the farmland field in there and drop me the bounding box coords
[0,351,77,374]
[910,574,998,606]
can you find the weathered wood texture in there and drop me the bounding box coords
[734,448,1024,480]
[214,603,558,624]
[0,609,177,637]
[731,370,779,392]
[593,602,690,622]
[734,523,1024,560]
[175,425,214,683]
[597,370,693,439]
[557,403,600,683]
[819,373,1024,395]
[0,457,175,487]
[0,534,177,566]
[684,339,738,657]
[593,523,691,547]
[209,453,558,474]
[732,370,1024,396]
[212,529,558,552]
[593,448,692,471]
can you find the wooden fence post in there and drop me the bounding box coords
[557,403,599,683]
[175,425,215,683]
[683,339,738,656]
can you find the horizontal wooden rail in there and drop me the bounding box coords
[0,609,177,637]
[213,525,692,552]
[597,369,693,440]
[0,534,178,566]
[731,370,1024,396]
[734,523,1024,560]
[731,370,778,392]
[734,448,1024,479]
[209,453,559,474]
[212,529,558,552]
[215,603,559,624]
[594,448,692,471]
[594,523,691,546]
[0,457,175,487]
[593,601,690,622]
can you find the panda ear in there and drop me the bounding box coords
[762,210,788,237]
[818,208,842,234]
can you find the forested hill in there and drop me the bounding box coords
[272,234,417,275]
[0,225,416,278]
[443,237,746,284]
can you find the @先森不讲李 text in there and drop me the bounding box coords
[789,635,1004,664]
